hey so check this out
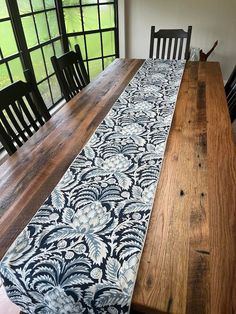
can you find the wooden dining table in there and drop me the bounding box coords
[0,59,235,314]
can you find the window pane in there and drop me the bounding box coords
[32,0,44,11]
[18,0,31,15]
[68,36,86,59]
[43,44,54,75]
[35,13,50,43]
[86,33,101,59]
[83,6,99,31]
[47,11,60,38]
[54,40,64,57]
[0,0,9,19]
[100,4,114,29]
[99,0,114,2]
[82,0,97,4]
[0,21,18,56]
[88,59,102,79]
[0,64,11,89]
[62,0,79,5]
[49,74,62,103]
[31,49,46,82]
[8,58,24,82]
[104,56,115,68]
[64,8,82,33]
[45,0,56,8]
[38,80,51,107]
[102,31,115,56]
[22,16,38,47]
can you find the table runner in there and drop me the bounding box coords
[0,59,185,314]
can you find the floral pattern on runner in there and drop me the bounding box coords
[0,59,185,314]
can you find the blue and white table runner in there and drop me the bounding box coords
[0,59,185,314]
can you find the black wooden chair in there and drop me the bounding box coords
[51,44,89,102]
[0,70,51,156]
[149,26,192,60]
[225,65,236,122]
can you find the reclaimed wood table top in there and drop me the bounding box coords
[0,59,235,314]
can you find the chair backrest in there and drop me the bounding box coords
[51,44,90,102]
[225,65,236,122]
[149,26,192,60]
[0,71,51,156]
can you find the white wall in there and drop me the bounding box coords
[123,0,236,80]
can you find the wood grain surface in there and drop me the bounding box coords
[131,62,236,314]
[0,59,144,256]
[0,60,235,314]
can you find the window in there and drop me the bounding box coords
[0,0,119,107]
[0,0,64,107]
[63,0,118,79]
[0,0,24,90]
[0,0,119,156]
[18,0,63,107]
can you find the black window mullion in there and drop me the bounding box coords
[63,2,115,9]
[97,1,105,70]
[0,52,21,65]
[0,16,11,22]
[43,4,57,60]
[0,48,14,83]
[42,0,57,104]
[79,0,90,79]
[51,41,57,59]
[56,0,69,53]
[66,27,117,37]
[82,53,116,63]
[40,47,54,103]
[27,36,61,53]
[43,0,54,42]
[114,0,119,57]
[5,0,35,81]
[19,7,55,18]
[28,0,54,104]
[28,0,41,46]
[46,77,54,106]
[37,47,54,104]
[37,72,55,85]
[44,7,57,58]
[5,62,14,83]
